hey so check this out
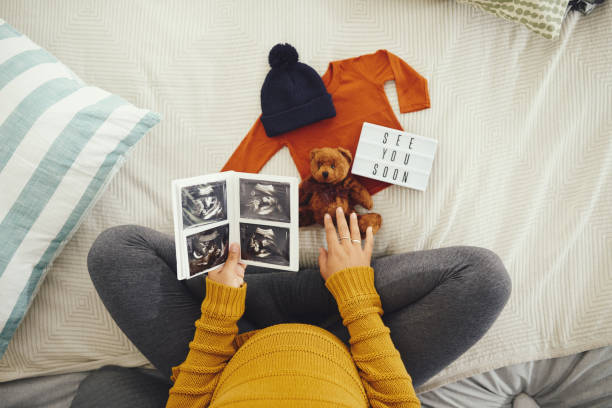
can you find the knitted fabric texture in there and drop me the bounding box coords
[223,49,430,196]
[167,267,420,407]
[260,43,336,137]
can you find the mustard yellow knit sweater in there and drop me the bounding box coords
[167,266,420,407]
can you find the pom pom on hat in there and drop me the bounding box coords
[268,43,299,69]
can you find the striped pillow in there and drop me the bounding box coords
[0,20,160,356]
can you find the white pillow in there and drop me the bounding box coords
[0,19,160,356]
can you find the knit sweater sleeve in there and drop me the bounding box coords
[353,49,430,114]
[166,278,246,408]
[325,266,421,408]
[221,116,285,173]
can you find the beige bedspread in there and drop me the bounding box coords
[1,0,610,392]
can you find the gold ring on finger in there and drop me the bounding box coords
[351,239,361,244]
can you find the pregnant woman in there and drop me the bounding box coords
[72,207,511,407]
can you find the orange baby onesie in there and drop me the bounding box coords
[222,50,430,195]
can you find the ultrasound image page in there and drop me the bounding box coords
[239,179,290,222]
[240,223,289,266]
[182,181,227,228]
[187,224,229,276]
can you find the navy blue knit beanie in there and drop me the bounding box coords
[260,44,336,137]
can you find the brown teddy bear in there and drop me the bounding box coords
[299,147,382,235]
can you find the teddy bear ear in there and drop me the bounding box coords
[310,148,321,160]
[337,147,353,164]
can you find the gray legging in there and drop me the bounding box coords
[72,224,511,407]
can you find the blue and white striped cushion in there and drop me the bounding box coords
[0,19,160,356]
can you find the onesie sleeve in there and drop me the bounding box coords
[354,50,430,114]
[222,116,285,173]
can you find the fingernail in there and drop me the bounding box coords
[351,212,356,219]
[367,226,372,233]
[324,213,330,220]
[337,207,343,213]
[230,243,238,252]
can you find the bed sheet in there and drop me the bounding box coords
[419,346,612,407]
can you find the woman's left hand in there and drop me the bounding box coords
[318,207,374,282]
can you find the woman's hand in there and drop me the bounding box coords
[318,207,374,281]
[207,242,246,288]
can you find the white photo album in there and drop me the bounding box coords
[171,171,299,279]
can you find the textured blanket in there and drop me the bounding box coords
[0,0,610,392]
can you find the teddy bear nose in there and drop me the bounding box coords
[322,171,329,179]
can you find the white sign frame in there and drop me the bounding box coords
[352,122,437,191]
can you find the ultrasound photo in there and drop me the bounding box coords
[240,223,290,266]
[182,181,227,228]
[186,224,229,276]
[239,179,290,222]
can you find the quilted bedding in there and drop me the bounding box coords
[0,0,610,392]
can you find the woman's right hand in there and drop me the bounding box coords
[208,242,246,288]
[318,207,374,282]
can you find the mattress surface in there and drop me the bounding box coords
[1,0,611,391]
